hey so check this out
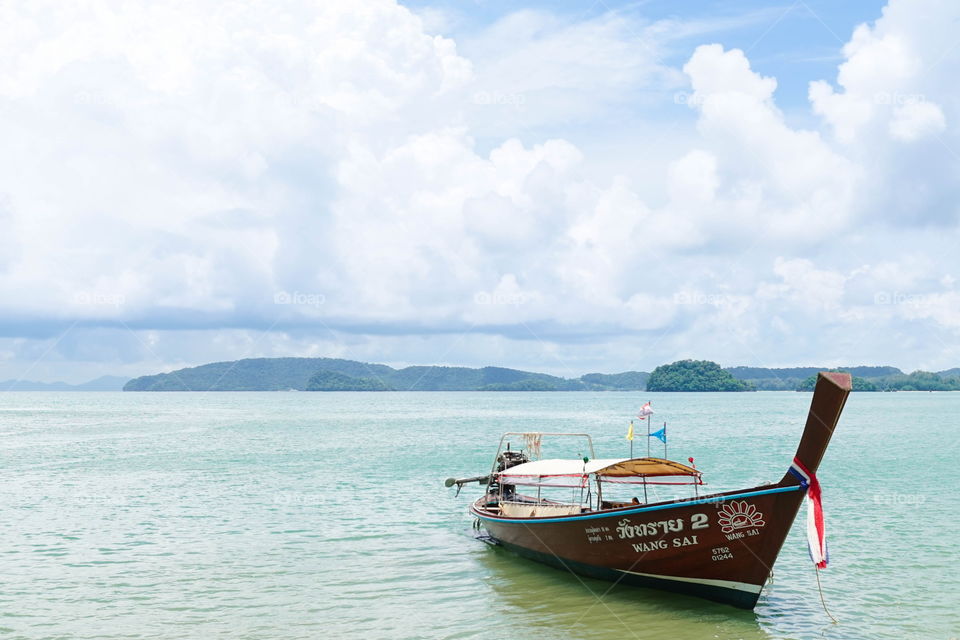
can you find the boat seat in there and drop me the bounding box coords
[500,502,582,517]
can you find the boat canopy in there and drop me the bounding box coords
[597,457,700,478]
[497,457,702,486]
[498,458,624,478]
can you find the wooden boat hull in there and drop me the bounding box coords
[468,371,852,609]
[472,482,804,609]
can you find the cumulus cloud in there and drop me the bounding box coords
[808,9,948,144]
[680,44,862,244]
[807,0,960,227]
[1,0,960,381]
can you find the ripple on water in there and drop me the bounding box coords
[0,391,958,639]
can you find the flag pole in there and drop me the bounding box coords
[663,421,667,458]
[630,421,634,458]
[646,415,650,457]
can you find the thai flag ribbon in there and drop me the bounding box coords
[788,456,828,569]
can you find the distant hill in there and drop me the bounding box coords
[1,375,129,392]
[305,370,391,391]
[581,371,649,390]
[121,358,960,392]
[381,365,584,391]
[123,357,394,391]
[727,365,902,380]
[727,365,905,391]
[795,369,960,392]
[648,360,754,392]
[123,357,649,392]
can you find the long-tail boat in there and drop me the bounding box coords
[446,372,851,609]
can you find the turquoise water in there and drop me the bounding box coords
[0,391,957,639]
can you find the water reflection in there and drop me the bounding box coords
[472,543,771,640]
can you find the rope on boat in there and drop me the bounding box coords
[814,567,838,624]
[522,433,542,459]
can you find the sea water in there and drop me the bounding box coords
[0,391,957,639]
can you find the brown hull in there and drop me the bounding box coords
[472,481,804,608]
[469,372,852,609]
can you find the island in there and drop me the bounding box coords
[646,360,754,392]
[119,357,960,392]
[122,358,650,392]
[796,370,960,392]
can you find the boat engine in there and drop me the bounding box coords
[491,447,529,502]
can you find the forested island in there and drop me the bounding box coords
[796,369,960,391]
[647,360,754,392]
[123,358,650,392]
[121,357,960,392]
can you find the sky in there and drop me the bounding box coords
[1,0,959,383]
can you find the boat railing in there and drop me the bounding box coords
[488,432,595,465]
[484,432,597,499]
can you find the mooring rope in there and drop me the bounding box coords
[814,567,838,624]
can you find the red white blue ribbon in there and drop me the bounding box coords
[788,456,828,569]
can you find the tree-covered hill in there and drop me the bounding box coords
[305,370,392,391]
[122,357,394,391]
[797,370,960,392]
[727,365,904,390]
[382,365,584,391]
[121,357,958,392]
[796,373,879,391]
[580,371,649,390]
[123,357,648,392]
[647,360,754,392]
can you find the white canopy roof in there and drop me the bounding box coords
[498,457,702,479]
[498,458,627,477]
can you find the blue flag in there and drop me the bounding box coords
[649,427,667,444]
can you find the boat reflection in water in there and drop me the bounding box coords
[447,372,851,609]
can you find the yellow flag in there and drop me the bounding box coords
[626,420,634,441]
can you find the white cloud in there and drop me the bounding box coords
[1,0,960,381]
[809,0,951,145]
[680,44,861,243]
[668,150,719,205]
[889,100,946,141]
[765,258,848,311]
[459,10,682,134]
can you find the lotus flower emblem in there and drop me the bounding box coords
[717,500,765,533]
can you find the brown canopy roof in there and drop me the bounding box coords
[596,457,700,478]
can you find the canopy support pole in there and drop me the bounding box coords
[664,421,667,459]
